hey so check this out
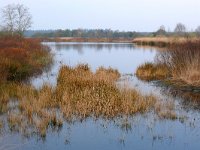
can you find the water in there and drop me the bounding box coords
[2,42,200,150]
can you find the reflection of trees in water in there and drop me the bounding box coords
[51,43,135,54]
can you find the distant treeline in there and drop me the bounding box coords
[23,24,200,38]
[25,29,142,38]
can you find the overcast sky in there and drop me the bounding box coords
[1,0,199,31]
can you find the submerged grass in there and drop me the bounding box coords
[155,100,177,120]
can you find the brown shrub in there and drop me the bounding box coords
[0,35,52,82]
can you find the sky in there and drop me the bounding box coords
[1,0,200,31]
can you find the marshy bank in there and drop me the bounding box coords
[133,37,200,47]
[34,37,133,43]
[136,40,200,101]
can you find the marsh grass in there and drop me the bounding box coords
[56,64,157,119]
[164,41,200,87]
[136,62,170,81]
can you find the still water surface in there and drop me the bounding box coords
[1,43,200,150]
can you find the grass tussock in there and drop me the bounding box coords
[56,64,156,119]
[0,35,52,82]
[136,62,170,81]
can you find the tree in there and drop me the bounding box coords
[195,26,200,37]
[155,25,166,36]
[1,4,32,35]
[174,23,186,36]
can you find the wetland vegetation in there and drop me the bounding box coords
[0,3,200,150]
[136,40,200,87]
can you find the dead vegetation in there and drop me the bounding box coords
[136,62,170,81]
[56,64,156,119]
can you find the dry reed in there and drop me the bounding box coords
[136,62,170,81]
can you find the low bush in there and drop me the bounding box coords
[0,35,52,82]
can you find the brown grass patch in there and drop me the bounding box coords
[56,64,157,119]
[136,62,170,81]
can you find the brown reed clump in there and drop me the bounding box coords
[56,64,157,119]
[136,62,170,81]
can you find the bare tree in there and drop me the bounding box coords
[1,4,16,34]
[1,4,32,35]
[174,23,187,36]
[154,25,166,37]
[195,26,200,37]
[160,25,166,31]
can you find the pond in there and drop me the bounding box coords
[1,42,200,150]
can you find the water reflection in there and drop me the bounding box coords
[48,42,136,52]
[1,113,200,150]
[31,42,156,90]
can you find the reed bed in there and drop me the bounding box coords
[133,37,194,47]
